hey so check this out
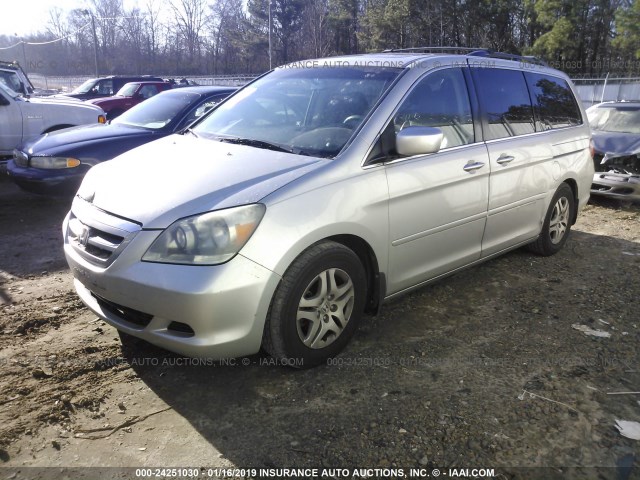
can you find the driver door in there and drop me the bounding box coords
[383,67,490,294]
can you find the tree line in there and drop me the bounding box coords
[1,0,639,78]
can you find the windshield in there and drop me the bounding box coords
[72,79,99,94]
[116,83,138,97]
[112,91,200,130]
[588,106,640,134]
[192,66,400,158]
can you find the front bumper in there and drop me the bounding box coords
[63,211,281,359]
[7,159,85,195]
[591,172,640,201]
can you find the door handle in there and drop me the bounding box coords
[463,161,485,172]
[496,154,515,165]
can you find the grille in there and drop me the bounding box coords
[67,214,124,262]
[65,198,141,266]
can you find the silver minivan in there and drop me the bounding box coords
[63,49,594,367]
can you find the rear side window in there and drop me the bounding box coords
[472,68,535,140]
[525,73,582,130]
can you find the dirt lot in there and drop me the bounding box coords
[0,174,639,480]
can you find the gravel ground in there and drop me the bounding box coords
[0,175,638,480]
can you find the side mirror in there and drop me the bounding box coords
[396,126,443,157]
[0,94,9,106]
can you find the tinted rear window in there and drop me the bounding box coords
[525,73,582,130]
[472,68,535,140]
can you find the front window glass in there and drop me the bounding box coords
[117,83,139,97]
[72,79,98,94]
[113,91,200,130]
[192,66,400,158]
[587,106,640,134]
[138,84,159,99]
[97,79,113,95]
[0,71,23,94]
[180,96,227,127]
[393,68,474,149]
[0,81,18,97]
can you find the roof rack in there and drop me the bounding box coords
[383,47,483,54]
[382,46,548,66]
[468,49,548,66]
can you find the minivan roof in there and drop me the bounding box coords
[279,48,550,72]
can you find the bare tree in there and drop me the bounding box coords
[90,0,125,72]
[143,0,164,65]
[120,7,145,73]
[170,0,209,63]
[303,0,330,57]
[209,0,248,74]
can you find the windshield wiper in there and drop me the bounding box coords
[184,128,199,138]
[218,137,293,154]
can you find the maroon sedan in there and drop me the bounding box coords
[88,81,171,119]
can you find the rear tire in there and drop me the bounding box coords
[528,183,575,256]
[263,241,367,368]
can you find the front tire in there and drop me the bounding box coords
[528,183,575,256]
[263,241,367,368]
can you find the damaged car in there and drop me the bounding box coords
[587,102,640,201]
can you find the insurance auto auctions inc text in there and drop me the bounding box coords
[200,467,495,478]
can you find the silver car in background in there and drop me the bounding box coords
[63,50,594,367]
[587,101,640,201]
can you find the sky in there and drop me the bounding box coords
[0,0,86,37]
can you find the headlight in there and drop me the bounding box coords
[30,156,81,169]
[142,204,266,265]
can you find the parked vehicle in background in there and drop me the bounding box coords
[0,82,105,169]
[0,60,34,97]
[60,75,165,101]
[87,81,172,120]
[63,49,593,367]
[166,78,200,88]
[587,101,640,201]
[7,86,236,194]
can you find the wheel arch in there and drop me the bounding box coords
[326,234,384,315]
[562,177,579,225]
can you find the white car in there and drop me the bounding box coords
[0,82,105,161]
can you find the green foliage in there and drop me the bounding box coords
[0,0,637,76]
[613,0,640,60]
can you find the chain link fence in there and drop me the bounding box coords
[572,77,640,107]
[28,74,257,93]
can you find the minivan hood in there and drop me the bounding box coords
[78,134,327,228]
